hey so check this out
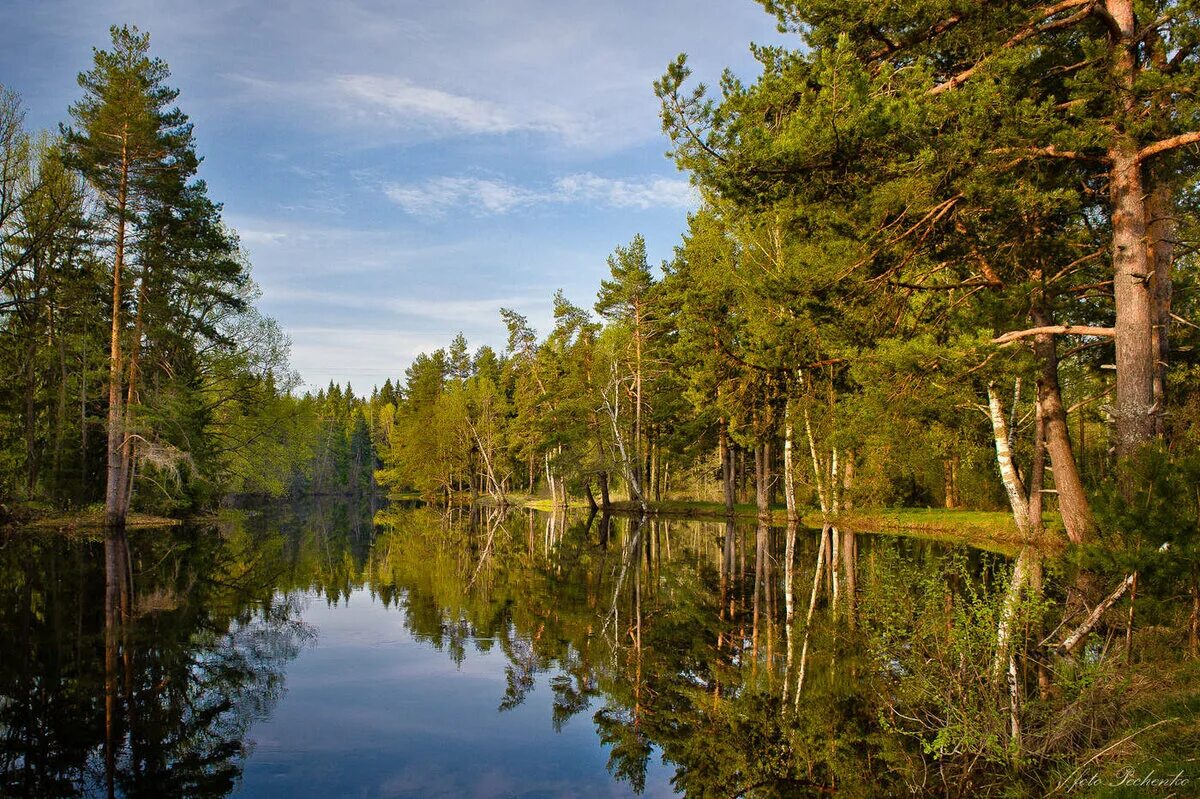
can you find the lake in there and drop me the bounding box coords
[0,500,999,797]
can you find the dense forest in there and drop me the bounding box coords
[6,9,1200,541]
[3,3,1200,795]
[375,0,1200,546]
[0,26,380,520]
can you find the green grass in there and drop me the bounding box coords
[21,508,181,533]
[499,495,1053,554]
[1064,658,1200,797]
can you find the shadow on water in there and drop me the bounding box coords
[1,499,1002,797]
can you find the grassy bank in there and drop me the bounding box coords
[3,503,181,535]
[501,495,1057,554]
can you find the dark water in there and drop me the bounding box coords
[0,501,995,798]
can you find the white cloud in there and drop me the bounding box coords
[228,72,591,146]
[238,229,288,245]
[383,177,537,216]
[381,172,696,217]
[554,173,697,209]
[334,75,578,138]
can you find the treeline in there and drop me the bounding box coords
[374,241,1007,514]
[0,26,367,518]
[379,0,1200,546]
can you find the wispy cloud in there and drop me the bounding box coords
[381,172,696,217]
[228,72,589,145]
[334,75,578,138]
[555,173,698,210]
[383,177,537,216]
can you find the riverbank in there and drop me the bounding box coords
[8,505,181,535]
[508,496,1060,554]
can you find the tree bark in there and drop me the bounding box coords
[719,419,735,514]
[118,259,150,516]
[104,137,129,528]
[784,401,798,522]
[1147,181,1173,436]
[1107,0,1158,458]
[988,382,1032,536]
[754,440,771,519]
[1031,311,1094,542]
[1027,399,1046,534]
[841,449,855,511]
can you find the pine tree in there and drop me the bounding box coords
[62,25,197,525]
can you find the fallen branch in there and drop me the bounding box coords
[1055,574,1136,655]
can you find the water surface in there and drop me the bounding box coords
[0,501,995,797]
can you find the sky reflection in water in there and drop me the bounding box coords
[0,500,982,798]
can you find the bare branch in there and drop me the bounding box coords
[1137,130,1200,162]
[1055,574,1136,655]
[992,325,1115,346]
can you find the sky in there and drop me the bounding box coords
[0,0,787,392]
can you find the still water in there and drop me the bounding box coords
[0,500,995,797]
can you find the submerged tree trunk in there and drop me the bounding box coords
[783,519,797,705]
[842,528,857,630]
[993,547,1035,683]
[796,524,829,700]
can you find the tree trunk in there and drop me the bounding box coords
[804,407,830,519]
[1027,399,1046,536]
[784,401,798,522]
[1031,312,1093,542]
[754,441,770,519]
[1108,0,1158,458]
[23,335,37,497]
[719,419,735,514]
[104,140,129,528]
[1147,181,1173,436]
[842,450,855,511]
[117,260,151,517]
[988,382,1032,537]
[599,470,611,510]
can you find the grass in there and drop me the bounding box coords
[1063,656,1200,797]
[23,508,181,532]
[497,495,1057,554]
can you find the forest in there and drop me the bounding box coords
[2,2,1200,795]
[0,26,380,520]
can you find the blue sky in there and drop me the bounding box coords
[1,0,785,392]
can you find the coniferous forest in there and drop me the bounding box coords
[4,4,1200,797]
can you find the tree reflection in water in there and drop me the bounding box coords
[368,504,973,797]
[2,501,996,797]
[1,523,312,798]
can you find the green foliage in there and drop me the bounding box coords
[1088,448,1200,619]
